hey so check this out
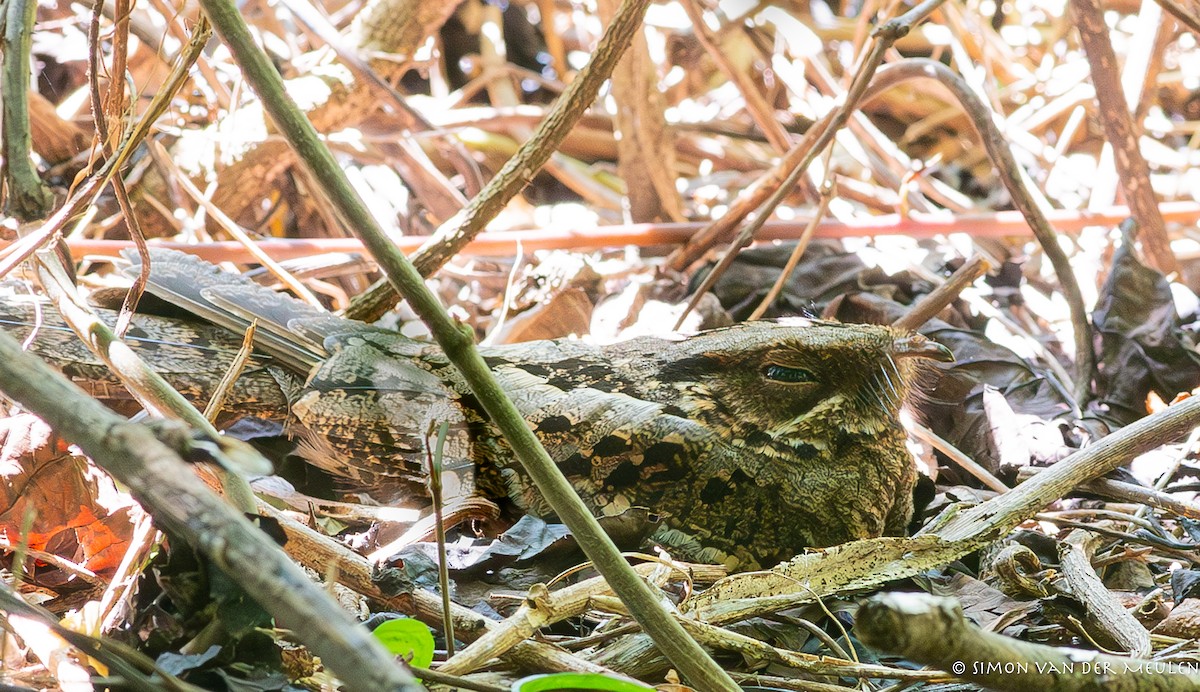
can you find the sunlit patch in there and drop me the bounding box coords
[773,317,814,329]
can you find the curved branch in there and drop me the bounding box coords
[862,59,1096,406]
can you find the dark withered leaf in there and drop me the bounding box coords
[1180,517,1200,542]
[701,241,872,319]
[156,645,221,676]
[1092,232,1200,427]
[1171,568,1200,604]
[445,515,571,574]
[374,547,442,592]
[214,668,298,692]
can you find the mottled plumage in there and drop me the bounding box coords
[1,250,951,569]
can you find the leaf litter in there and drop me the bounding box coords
[4,0,1200,688]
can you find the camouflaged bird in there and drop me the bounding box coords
[0,249,952,569]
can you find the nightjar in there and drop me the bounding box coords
[1,250,952,569]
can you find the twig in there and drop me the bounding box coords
[663,120,822,271]
[664,0,950,274]
[893,255,989,331]
[427,420,455,658]
[0,15,211,280]
[1071,475,1200,519]
[857,593,1200,691]
[728,672,877,691]
[1071,0,1178,277]
[277,0,474,219]
[679,0,790,153]
[681,0,792,151]
[0,329,423,690]
[98,0,155,338]
[98,512,158,633]
[262,502,636,677]
[343,0,659,323]
[1124,0,1172,128]
[1136,425,1200,519]
[670,615,949,682]
[409,666,507,692]
[0,541,102,587]
[672,111,836,329]
[111,177,151,339]
[148,141,323,308]
[747,181,835,321]
[202,320,258,423]
[0,0,52,219]
[1059,529,1151,658]
[1155,0,1200,36]
[672,4,955,328]
[439,562,683,676]
[13,201,1200,263]
[0,581,200,692]
[909,422,1008,493]
[197,0,739,686]
[802,45,952,214]
[139,0,230,108]
[861,58,1096,406]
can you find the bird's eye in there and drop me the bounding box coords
[764,364,817,383]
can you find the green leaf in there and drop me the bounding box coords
[511,672,653,691]
[371,618,434,668]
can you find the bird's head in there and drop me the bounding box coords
[655,319,953,453]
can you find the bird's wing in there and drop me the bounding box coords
[121,248,369,370]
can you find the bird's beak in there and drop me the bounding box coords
[892,335,954,362]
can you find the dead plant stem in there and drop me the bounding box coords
[197,0,738,686]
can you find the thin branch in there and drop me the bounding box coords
[747,181,835,320]
[343,0,660,322]
[1155,0,1200,36]
[0,330,423,691]
[893,255,989,331]
[861,58,1096,406]
[9,201,1200,263]
[195,0,739,686]
[0,0,53,219]
[666,0,948,299]
[0,15,212,279]
[858,593,1198,690]
[1072,0,1178,276]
